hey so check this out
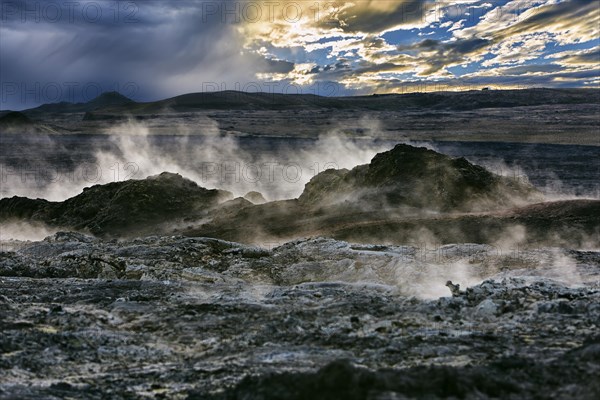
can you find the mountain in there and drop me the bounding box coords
[85,91,134,108]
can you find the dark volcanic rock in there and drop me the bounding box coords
[326,200,600,249]
[1,233,598,398]
[207,350,600,400]
[81,92,135,120]
[0,196,51,220]
[298,168,349,205]
[299,144,542,211]
[0,172,232,236]
[53,172,233,235]
[183,146,594,247]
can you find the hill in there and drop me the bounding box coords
[0,111,34,126]
[0,172,232,236]
[0,111,63,133]
[20,88,600,117]
[24,91,134,115]
[298,144,541,211]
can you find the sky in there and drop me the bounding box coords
[1,0,599,109]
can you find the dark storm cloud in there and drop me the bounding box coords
[354,63,410,75]
[351,66,600,95]
[464,67,600,87]
[351,35,389,51]
[264,59,295,74]
[457,0,599,44]
[1,0,598,108]
[500,64,564,75]
[425,38,491,74]
[416,39,439,49]
[500,0,597,38]
[396,37,492,75]
[572,48,600,64]
[1,0,142,26]
[0,0,291,109]
[406,37,491,53]
[318,0,431,34]
[556,47,600,65]
[451,38,490,54]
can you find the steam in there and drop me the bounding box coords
[382,224,591,298]
[406,242,587,299]
[0,116,597,257]
[0,132,104,201]
[2,116,597,203]
[261,230,590,301]
[537,170,600,201]
[0,221,59,249]
[1,117,391,202]
[465,153,599,201]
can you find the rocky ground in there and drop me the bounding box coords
[1,232,599,399]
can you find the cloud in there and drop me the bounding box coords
[393,37,491,76]
[0,0,297,108]
[1,0,598,109]
[481,32,553,67]
[245,0,598,91]
[454,0,599,44]
[241,0,434,46]
[549,46,600,67]
[316,0,434,33]
[493,64,564,76]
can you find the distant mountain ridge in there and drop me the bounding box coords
[17,88,600,116]
[22,91,134,115]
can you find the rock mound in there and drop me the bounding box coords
[0,172,232,236]
[0,197,52,222]
[299,144,541,211]
[243,191,267,204]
